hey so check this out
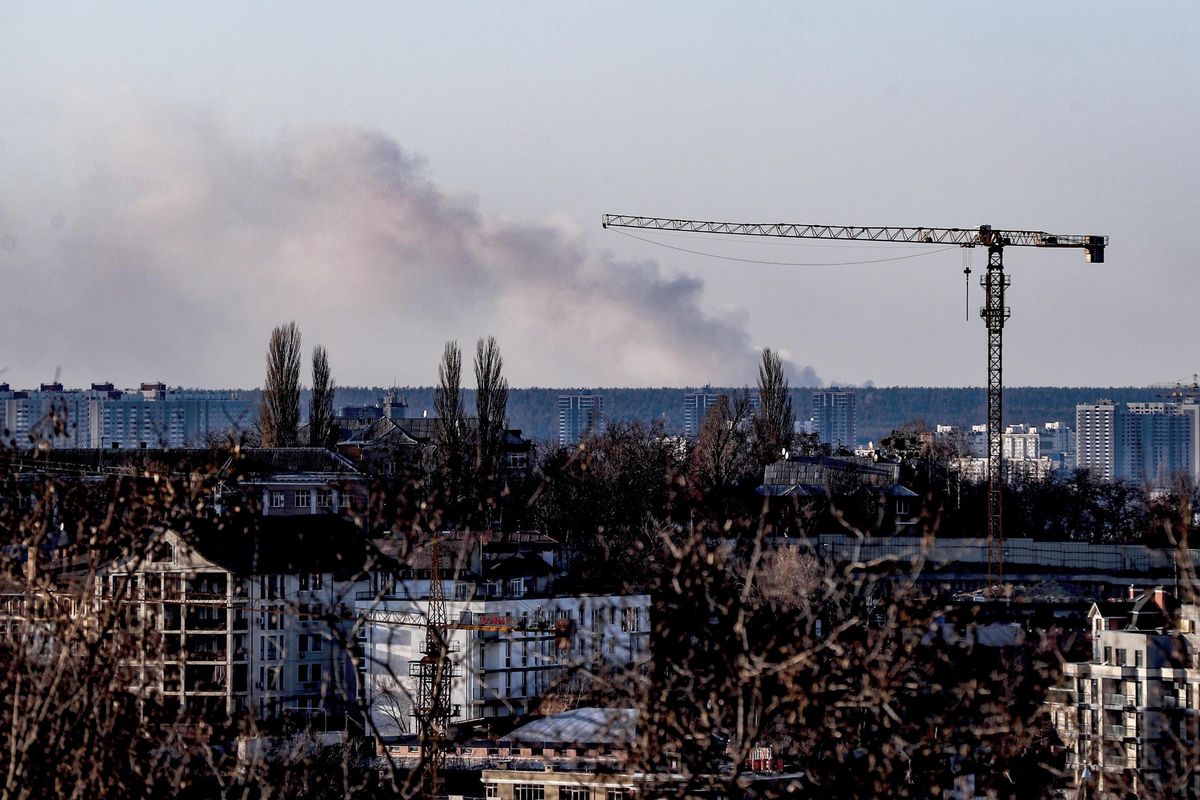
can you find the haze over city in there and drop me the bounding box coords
[0,3,1195,389]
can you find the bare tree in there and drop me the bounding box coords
[309,344,335,449]
[754,347,794,466]
[435,341,467,517]
[690,390,755,515]
[259,322,302,447]
[473,336,509,526]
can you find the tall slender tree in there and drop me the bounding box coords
[309,344,335,449]
[435,341,468,516]
[259,322,303,447]
[754,347,794,467]
[474,336,509,525]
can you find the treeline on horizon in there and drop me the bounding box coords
[319,385,1166,444]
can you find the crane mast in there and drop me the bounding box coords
[602,215,1107,588]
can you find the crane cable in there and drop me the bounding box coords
[609,227,960,267]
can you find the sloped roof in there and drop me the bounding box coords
[505,707,638,747]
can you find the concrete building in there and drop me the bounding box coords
[558,394,604,446]
[1077,400,1200,486]
[811,390,856,450]
[357,534,650,734]
[1049,589,1200,797]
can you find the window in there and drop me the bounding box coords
[298,573,323,591]
[1116,648,1126,666]
[560,788,589,800]
[513,785,545,800]
[299,633,323,654]
[261,575,283,600]
[1103,646,1112,664]
[1135,650,1144,668]
[151,541,175,564]
[485,786,499,800]
[316,490,333,508]
[270,491,285,508]
[298,664,322,684]
[294,490,311,508]
[621,607,639,632]
[605,790,628,800]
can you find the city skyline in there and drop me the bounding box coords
[1,5,1196,389]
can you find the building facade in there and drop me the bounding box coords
[1,381,252,449]
[1049,590,1200,797]
[811,390,856,450]
[1077,400,1200,486]
[357,535,650,734]
[558,394,604,446]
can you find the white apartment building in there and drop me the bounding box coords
[356,535,650,735]
[1049,590,1200,797]
[1001,424,1040,461]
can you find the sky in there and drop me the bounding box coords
[0,3,1196,389]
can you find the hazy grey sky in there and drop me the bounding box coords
[0,3,1196,389]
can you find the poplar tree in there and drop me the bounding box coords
[754,347,794,466]
[309,344,335,449]
[259,322,302,447]
[474,336,509,524]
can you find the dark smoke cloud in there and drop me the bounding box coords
[0,96,820,388]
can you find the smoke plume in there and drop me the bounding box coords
[0,95,820,388]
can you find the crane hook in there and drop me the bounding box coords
[963,249,973,322]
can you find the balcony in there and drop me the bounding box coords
[1103,694,1134,708]
[1104,725,1138,739]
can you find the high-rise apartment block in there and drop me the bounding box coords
[683,390,761,440]
[557,393,603,446]
[1,382,253,449]
[812,390,856,450]
[1077,401,1200,486]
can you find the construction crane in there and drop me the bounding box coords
[409,537,457,797]
[371,536,574,795]
[602,215,1107,587]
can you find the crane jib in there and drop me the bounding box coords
[601,214,1106,260]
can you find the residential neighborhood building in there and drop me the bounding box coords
[357,533,651,734]
[558,394,604,446]
[811,390,856,450]
[1077,400,1200,486]
[683,390,760,440]
[1048,588,1200,797]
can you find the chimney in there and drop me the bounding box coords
[1153,586,1167,612]
[1128,585,1136,600]
[25,545,37,586]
